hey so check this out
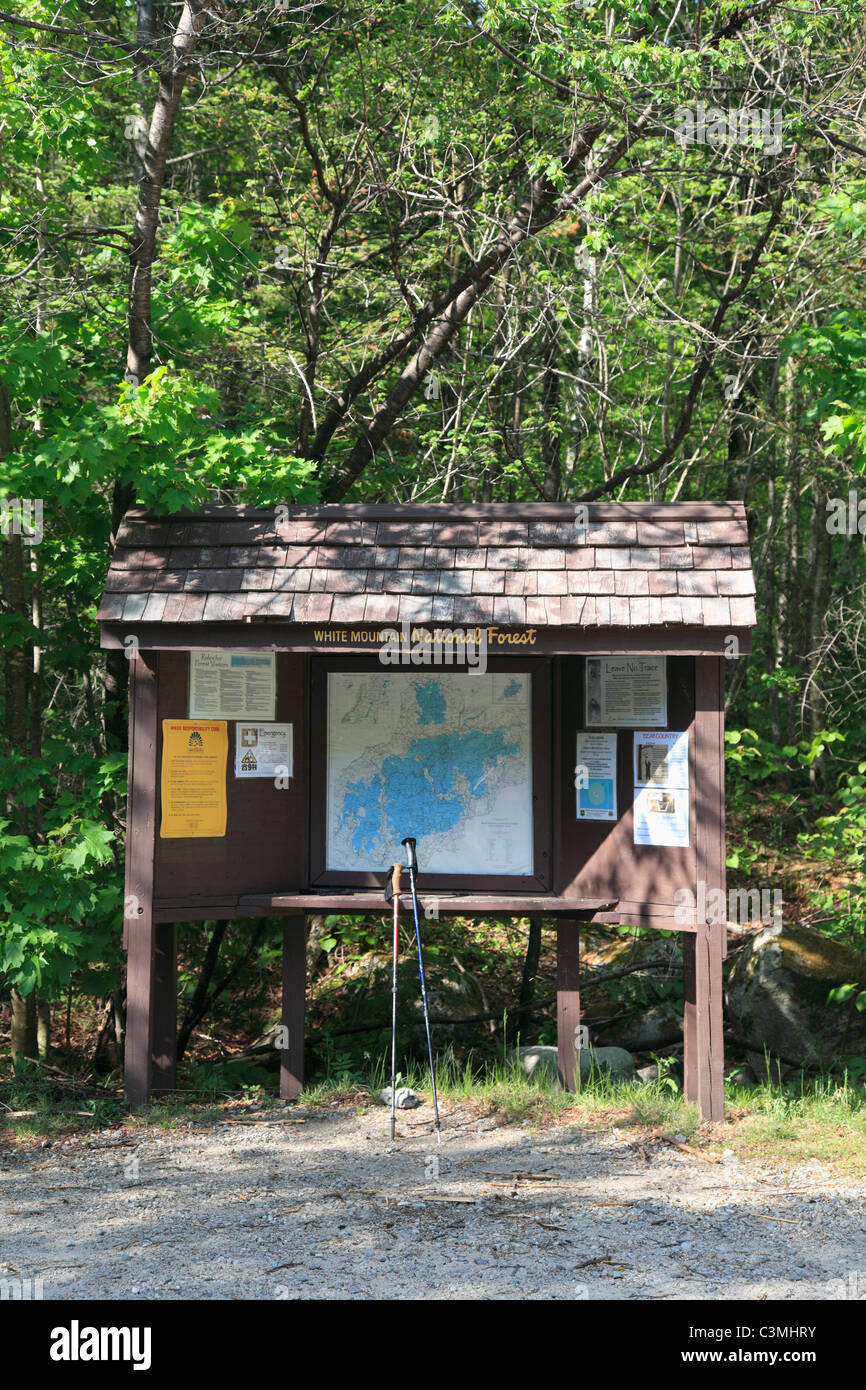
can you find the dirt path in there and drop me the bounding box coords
[2,1103,864,1300]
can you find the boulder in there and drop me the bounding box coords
[510,1044,635,1084]
[596,1002,683,1051]
[726,923,866,1067]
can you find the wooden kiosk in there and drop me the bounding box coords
[97,502,756,1121]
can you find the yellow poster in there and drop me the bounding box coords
[160,720,228,838]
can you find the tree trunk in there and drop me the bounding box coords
[515,918,543,1043]
[11,990,38,1061]
[37,998,51,1061]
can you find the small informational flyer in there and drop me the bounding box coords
[189,651,276,721]
[576,731,618,821]
[160,720,228,838]
[585,656,667,727]
[632,729,689,847]
[234,723,293,779]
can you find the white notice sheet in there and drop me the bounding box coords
[632,730,689,847]
[585,657,667,727]
[189,652,276,721]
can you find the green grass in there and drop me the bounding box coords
[4,1052,865,1174]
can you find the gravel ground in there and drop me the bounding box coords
[2,1102,865,1301]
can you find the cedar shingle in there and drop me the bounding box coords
[569,571,615,595]
[659,547,694,569]
[679,597,704,624]
[594,548,624,569]
[504,570,537,595]
[560,596,587,625]
[610,596,631,625]
[730,596,756,625]
[395,548,426,569]
[628,597,649,624]
[309,569,367,593]
[374,547,401,569]
[437,571,473,595]
[217,520,271,543]
[119,594,148,621]
[661,597,684,624]
[277,520,330,543]
[493,596,525,625]
[647,571,678,595]
[431,523,478,545]
[241,570,273,591]
[585,522,637,545]
[196,546,231,568]
[730,547,751,568]
[454,547,487,569]
[628,547,660,570]
[324,521,377,545]
[105,568,152,592]
[185,569,243,592]
[331,594,368,622]
[528,521,580,545]
[382,571,416,593]
[613,571,649,596]
[677,571,718,597]
[489,521,528,545]
[96,594,126,621]
[520,548,566,569]
[161,593,188,622]
[594,597,612,626]
[141,593,168,622]
[453,596,495,623]
[377,522,436,545]
[227,546,261,567]
[431,595,456,622]
[292,593,332,622]
[272,568,312,592]
[486,547,522,570]
[365,594,400,623]
[203,594,247,621]
[473,569,505,594]
[525,597,546,625]
[151,570,188,592]
[692,546,732,570]
[636,521,685,545]
[565,548,596,569]
[284,545,318,567]
[697,520,749,545]
[717,570,756,595]
[701,597,731,626]
[179,594,207,621]
[537,570,569,595]
[398,595,434,622]
[544,597,563,623]
[163,546,200,568]
[422,547,454,569]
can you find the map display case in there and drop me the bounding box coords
[98,502,757,1120]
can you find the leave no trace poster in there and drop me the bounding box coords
[585,657,667,727]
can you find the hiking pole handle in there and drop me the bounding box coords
[401,837,418,874]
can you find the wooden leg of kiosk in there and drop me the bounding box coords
[683,922,724,1121]
[126,912,155,1110]
[151,922,177,1093]
[280,916,305,1100]
[557,918,581,1091]
[124,652,158,1111]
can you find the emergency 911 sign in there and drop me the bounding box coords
[234,723,293,780]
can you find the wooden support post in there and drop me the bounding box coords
[151,922,177,1092]
[685,656,726,1121]
[556,917,581,1091]
[124,652,159,1110]
[280,916,305,1099]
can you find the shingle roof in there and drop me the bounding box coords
[97,502,756,629]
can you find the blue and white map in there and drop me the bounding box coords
[326,672,533,875]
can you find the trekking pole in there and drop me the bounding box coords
[401,837,441,1144]
[386,862,402,1142]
